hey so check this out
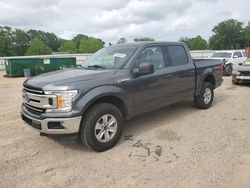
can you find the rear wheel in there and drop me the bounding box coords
[194,82,214,109]
[78,103,124,152]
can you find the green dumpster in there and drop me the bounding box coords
[4,57,76,77]
[4,58,43,77]
[36,57,76,75]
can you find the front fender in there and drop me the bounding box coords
[74,85,129,116]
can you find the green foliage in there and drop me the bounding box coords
[209,19,243,50]
[117,37,127,44]
[26,38,52,55]
[134,37,154,42]
[79,37,104,53]
[27,30,61,51]
[59,40,76,53]
[242,22,250,47]
[179,37,192,48]
[2,19,250,57]
[179,36,207,50]
[0,26,13,56]
[12,29,30,55]
[73,34,89,49]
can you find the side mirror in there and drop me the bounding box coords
[238,63,243,66]
[233,55,238,58]
[134,63,154,76]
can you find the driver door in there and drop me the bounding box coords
[128,46,175,116]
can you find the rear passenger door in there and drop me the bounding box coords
[164,45,196,100]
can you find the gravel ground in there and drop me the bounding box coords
[0,71,250,188]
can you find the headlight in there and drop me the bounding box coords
[45,90,78,113]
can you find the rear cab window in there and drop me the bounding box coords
[165,45,189,66]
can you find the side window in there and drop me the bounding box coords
[137,46,165,70]
[233,52,242,58]
[166,45,189,66]
[237,52,243,57]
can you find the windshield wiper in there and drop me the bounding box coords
[87,65,105,69]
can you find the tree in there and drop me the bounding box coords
[241,22,250,47]
[0,26,13,56]
[12,29,30,55]
[179,36,207,50]
[27,30,60,51]
[117,37,127,44]
[190,36,207,50]
[179,37,191,49]
[78,37,104,53]
[209,19,243,50]
[134,37,154,42]
[73,34,89,49]
[0,32,13,56]
[26,38,52,55]
[59,40,76,53]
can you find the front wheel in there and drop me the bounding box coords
[224,64,232,76]
[78,103,124,152]
[194,82,214,109]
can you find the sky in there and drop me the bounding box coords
[0,0,249,44]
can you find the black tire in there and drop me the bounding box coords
[194,82,214,109]
[232,75,240,85]
[224,64,232,76]
[78,103,124,152]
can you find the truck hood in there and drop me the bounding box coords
[24,68,117,89]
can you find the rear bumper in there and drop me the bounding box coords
[21,109,82,134]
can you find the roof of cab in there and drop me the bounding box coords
[111,41,185,48]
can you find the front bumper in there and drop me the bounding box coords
[236,75,250,80]
[21,109,82,134]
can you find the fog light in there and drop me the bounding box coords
[48,122,65,129]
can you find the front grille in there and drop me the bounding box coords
[22,85,57,114]
[25,103,45,115]
[22,114,42,130]
[240,72,250,76]
[23,85,45,114]
[23,84,43,94]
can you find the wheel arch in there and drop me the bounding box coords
[204,74,216,89]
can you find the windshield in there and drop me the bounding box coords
[82,46,138,69]
[211,52,232,58]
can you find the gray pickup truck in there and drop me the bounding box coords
[21,42,223,151]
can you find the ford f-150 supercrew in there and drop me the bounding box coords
[21,42,223,151]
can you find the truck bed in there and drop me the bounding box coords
[193,58,223,96]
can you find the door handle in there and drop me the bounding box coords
[163,74,172,79]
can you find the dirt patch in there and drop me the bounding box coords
[156,129,180,141]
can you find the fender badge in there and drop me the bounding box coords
[118,78,130,84]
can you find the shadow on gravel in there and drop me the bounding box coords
[238,80,250,87]
[45,93,230,149]
[123,99,197,137]
[46,133,87,151]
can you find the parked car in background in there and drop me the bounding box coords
[232,58,250,84]
[210,50,247,76]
